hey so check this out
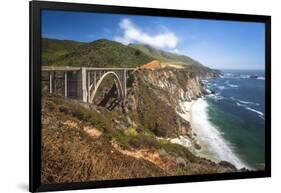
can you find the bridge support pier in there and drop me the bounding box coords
[123,70,127,98]
[49,72,52,95]
[64,72,68,97]
[77,67,88,102]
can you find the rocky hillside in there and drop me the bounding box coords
[41,93,238,184]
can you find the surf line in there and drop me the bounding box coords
[189,98,249,169]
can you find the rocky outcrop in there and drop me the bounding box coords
[123,65,217,138]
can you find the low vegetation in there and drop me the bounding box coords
[42,38,153,67]
[41,95,238,184]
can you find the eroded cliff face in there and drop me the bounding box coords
[124,66,217,138]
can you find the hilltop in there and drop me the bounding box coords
[42,38,220,76]
[42,38,153,68]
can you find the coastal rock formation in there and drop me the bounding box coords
[122,61,221,137]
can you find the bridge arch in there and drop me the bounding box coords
[89,71,123,103]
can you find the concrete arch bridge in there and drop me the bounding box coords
[41,66,136,103]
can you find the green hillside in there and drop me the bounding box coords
[129,44,202,66]
[42,38,153,68]
[41,38,218,75]
[42,38,84,66]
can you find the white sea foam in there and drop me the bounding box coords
[205,88,212,94]
[257,77,265,80]
[240,74,249,79]
[190,98,248,169]
[245,107,265,119]
[238,99,259,106]
[225,73,233,77]
[228,84,239,88]
[170,136,193,149]
[235,101,264,120]
[231,97,259,106]
[177,100,195,122]
[208,93,224,101]
[202,79,209,83]
[236,102,245,107]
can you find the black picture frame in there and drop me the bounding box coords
[29,1,271,192]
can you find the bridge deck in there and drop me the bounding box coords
[42,66,136,71]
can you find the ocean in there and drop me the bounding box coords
[202,69,265,170]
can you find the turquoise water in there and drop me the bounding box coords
[204,70,265,170]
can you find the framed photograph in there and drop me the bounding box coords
[30,1,271,192]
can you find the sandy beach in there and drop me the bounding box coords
[174,98,248,169]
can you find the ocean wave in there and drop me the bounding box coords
[236,102,246,107]
[234,100,264,120]
[239,74,249,79]
[237,99,259,106]
[228,84,239,88]
[218,86,225,90]
[224,73,234,77]
[191,98,248,169]
[231,97,259,106]
[221,73,265,80]
[208,93,224,101]
[240,75,265,80]
[245,107,265,119]
[202,79,209,83]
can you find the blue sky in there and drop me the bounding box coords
[42,10,265,70]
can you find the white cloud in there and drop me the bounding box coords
[114,18,179,49]
[171,49,180,54]
[170,48,189,56]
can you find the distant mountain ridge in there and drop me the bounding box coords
[129,43,203,66]
[42,38,219,77]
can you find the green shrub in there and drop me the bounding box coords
[128,134,160,149]
[57,100,108,132]
[124,127,138,136]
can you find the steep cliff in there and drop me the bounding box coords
[122,61,220,138]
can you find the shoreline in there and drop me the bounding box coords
[175,97,249,170]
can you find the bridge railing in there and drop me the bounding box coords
[42,66,136,71]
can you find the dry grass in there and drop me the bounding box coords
[41,96,238,184]
[41,96,166,184]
